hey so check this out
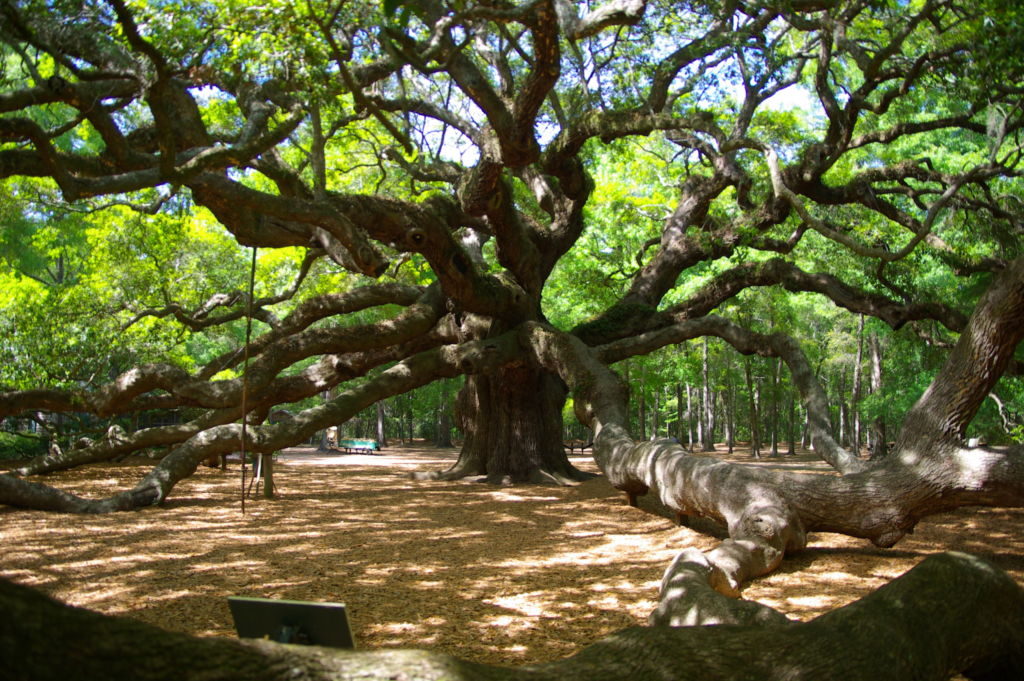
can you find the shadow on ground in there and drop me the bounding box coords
[1,442,1021,665]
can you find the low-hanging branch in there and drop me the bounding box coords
[664,258,970,333]
[527,254,1024,605]
[121,248,325,333]
[0,331,524,512]
[0,286,447,422]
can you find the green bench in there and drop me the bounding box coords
[336,438,380,453]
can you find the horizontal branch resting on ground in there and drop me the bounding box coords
[0,552,1020,681]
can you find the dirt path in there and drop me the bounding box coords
[2,442,1022,666]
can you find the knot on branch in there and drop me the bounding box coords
[866,511,913,548]
[45,75,72,95]
[102,424,127,447]
[407,228,428,250]
[735,504,807,554]
[650,548,791,628]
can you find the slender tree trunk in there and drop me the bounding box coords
[695,386,704,447]
[837,370,848,448]
[686,383,696,451]
[407,392,415,443]
[869,333,887,459]
[787,392,796,456]
[259,452,274,499]
[318,390,334,451]
[744,357,761,459]
[725,363,735,454]
[638,363,648,441]
[708,394,717,444]
[701,338,715,451]
[376,402,388,448]
[802,403,811,450]
[769,358,781,457]
[676,382,685,444]
[852,315,865,454]
[651,386,660,440]
[435,381,453,448]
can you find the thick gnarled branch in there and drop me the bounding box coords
[0,552,1021,680]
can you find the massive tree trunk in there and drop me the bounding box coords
[419,364,590,485]
[1,551,1021,681]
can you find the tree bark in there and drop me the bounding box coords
[524,256,1024,602]
[837,369,848,447]
[724,361,735,454]
[637,362,647,441]
[407,392,415,444]
[376,401,388,448]
[675,382,685,444]
[435,380,453,448]
[420,365,590,484]
[787,393,796,456]
[651,385,661,440]
[869,332,888,459]
[769,357,781,457]
[852,315,865,453]
[896,256,1024,450]
[686,383,696,450]
[744,357,761,459]
[701,338,715,451]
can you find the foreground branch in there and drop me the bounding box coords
[1,552,1020,680]
[524,250,1024,596]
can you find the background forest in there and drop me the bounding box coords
[2,134,1020,457]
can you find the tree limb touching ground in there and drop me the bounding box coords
[530,254,1024,601]
[1,0,1023,675]
[1,552,1021,681]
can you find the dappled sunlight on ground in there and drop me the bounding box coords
[711,452,1024,623]
[1,443,1022,666]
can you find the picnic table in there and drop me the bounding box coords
[336,438,381,453]
[563,439,593,454]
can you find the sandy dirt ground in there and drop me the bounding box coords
[2,442,1022,667]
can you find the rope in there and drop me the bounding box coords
[239,246,258,514]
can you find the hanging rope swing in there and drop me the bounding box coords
[239,245,258,514]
